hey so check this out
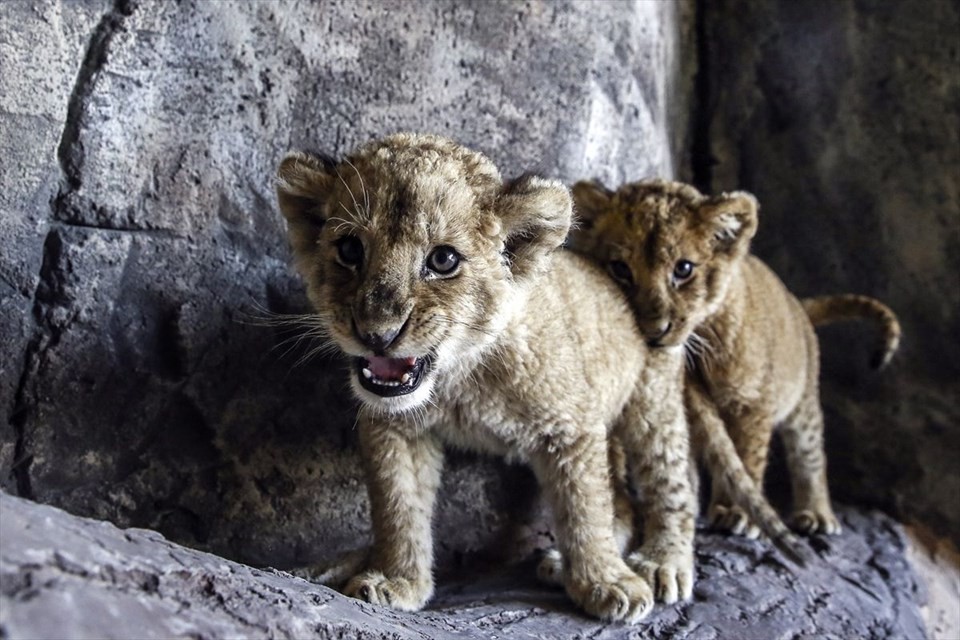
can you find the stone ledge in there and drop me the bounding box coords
[0,492,927,639]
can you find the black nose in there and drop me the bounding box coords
[642,320,672,341]
[358,327,400,353]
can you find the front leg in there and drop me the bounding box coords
[620,369,697,604]
[344,413,444,611]
[530,430,654,623]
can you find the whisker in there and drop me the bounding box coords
[344,159,370,216]
[335,167,365,227]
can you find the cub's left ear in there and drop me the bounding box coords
[275,151,336,260]
[497,175,573,282]
[698,191,759,254]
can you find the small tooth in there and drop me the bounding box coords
[400,373,411,384]
[362,368,372,379]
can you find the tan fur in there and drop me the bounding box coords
[275,135,697,622]
[570,178,899,541]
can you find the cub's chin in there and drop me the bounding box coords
[349,354,437,413]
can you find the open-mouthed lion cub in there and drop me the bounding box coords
[570,179,900,538]
[275,134,698,622]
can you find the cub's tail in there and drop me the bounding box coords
[802,294,901,370]
[688,388,812,567]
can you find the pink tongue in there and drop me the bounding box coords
[367,356,417,380]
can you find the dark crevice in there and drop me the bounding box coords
[8,231,68,500]
[8,1,139,498]
[690,0,713,193]
[53,220,180,237]
[56,0,137,191]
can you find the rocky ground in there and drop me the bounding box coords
[0,492,927,639]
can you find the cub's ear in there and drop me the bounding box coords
[570,179,613,230]
[568,179,613,253]
[276,151,337,257]
[698,191,759,255]
[497,175,572,282]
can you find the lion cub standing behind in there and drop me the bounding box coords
[571,179,900,537]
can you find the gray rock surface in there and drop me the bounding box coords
[0,0,688,568]
[700,0,960,543]
[0,492,927,639]
[0,0,955,635]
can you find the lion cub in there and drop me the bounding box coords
[275,135,697,622]
[570,179,900,538]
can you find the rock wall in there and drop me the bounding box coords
[0,0,690,569]
[700,0,960,542]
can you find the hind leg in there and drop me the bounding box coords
[708,410,773,540]
[780,392,841,535]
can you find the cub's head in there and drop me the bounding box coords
[570,179,758,349]
[276,133,571,412]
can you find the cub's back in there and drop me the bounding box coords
[740,255,813,417]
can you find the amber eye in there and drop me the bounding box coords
[336,235,364,267]
[608,260,634,286]
[427,245,461,275]
[673,259,695,282]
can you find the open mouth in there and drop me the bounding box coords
[355,355,430,397]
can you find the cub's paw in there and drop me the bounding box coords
[536,548,565,587]
[567,566,654,624]
[709,503,761,539]
[791,509,842,536]
[626,546,694,604]
[343,571,433,611]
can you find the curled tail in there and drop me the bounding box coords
[802,294,901,370]
[687,385,811,567]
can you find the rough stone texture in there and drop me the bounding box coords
[904,526,960,640]
[0,0,110,496]
[0,493,927,639]
[0,0,688,570]
[700,0,960,544]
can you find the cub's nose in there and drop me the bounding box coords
[639,319,672,342]
[353,319,405,354]
[358,327,400,353]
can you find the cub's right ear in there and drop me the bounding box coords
[276,151,336,256]
[698,191,759,256]
[571,180,613,230]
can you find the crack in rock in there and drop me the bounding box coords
[56,0,137,192]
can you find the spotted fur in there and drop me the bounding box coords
[570,178,898,544]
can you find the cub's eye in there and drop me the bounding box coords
[673,259,695,282]
[426,245,461,275]
[608,260,634,286]
[336,235,364,267]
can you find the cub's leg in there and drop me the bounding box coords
[530,430,654,623]
[343,415,444,610]
[619,381,697,604]
[536,436,636,587]
[779,389,841,535]
[708,408,773,539]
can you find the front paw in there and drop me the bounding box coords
[626,546,694,604]
[791,508,842,535]
[567,564,654,624]
[709,503,761,539]
[343,570,433,611]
